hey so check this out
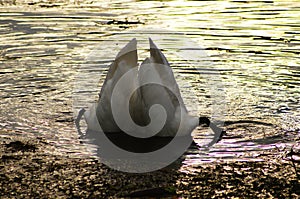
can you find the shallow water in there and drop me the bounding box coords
[0,0,299,172]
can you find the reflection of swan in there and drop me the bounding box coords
[76,38,224,152]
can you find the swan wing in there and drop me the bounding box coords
[149,38,187,112]
[138,38,190,136]
[94,38,139,132]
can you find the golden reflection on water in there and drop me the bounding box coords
[0,0,299,168]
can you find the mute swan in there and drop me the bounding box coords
[76,38,224,153]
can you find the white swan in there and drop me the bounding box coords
[76,38,224,151]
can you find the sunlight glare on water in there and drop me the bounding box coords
[0,0,299,171]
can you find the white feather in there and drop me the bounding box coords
[84,38,199,137]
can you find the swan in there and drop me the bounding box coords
[76,38,224,153]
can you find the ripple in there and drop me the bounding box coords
[0,0,299,172]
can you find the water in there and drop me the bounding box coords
[0,0,299,171]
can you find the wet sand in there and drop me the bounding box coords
[1,135,299,198]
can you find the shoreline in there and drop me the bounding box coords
[1,136,299,198]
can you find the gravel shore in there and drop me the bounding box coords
[1,135,299,198]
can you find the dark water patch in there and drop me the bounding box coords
[5,140,37,152]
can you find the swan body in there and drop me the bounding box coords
[80,38,224,149]
[83,38,200,138]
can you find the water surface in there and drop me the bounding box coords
[0,0,299,172]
